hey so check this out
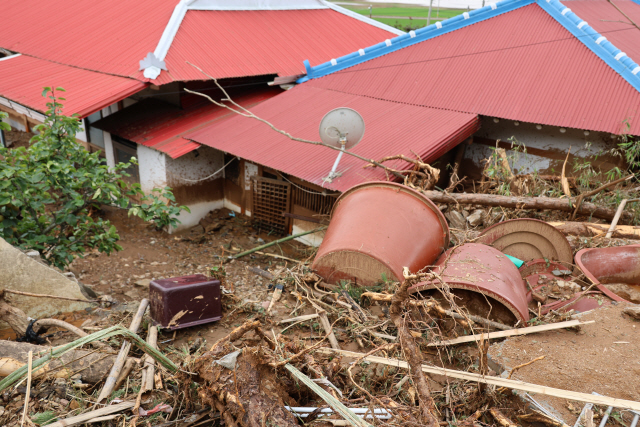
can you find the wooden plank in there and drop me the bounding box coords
[320,349,640,411]
[427,320,594,347]
[278,313,319,324]
[47,401,135,427]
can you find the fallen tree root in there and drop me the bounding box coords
[194,320,298,427]
[361,292,516,330]
[0,294,108,347]
[420,190,632,222]
[390,278,439,427]
[489,408,519,427]
[518,411,571,427]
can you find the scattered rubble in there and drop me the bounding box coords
[0,171,639,427]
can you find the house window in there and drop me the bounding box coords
[111,136,139,184]
[85,111,105,148]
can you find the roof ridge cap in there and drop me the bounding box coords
[297,0,535,83]
[537,0,640,93]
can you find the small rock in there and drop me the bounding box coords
[466,209,485,227]
[70,374,82,381]
[135,279,151,288]
[124,290,138,299]
[99,280,107,286]
[623,305,640,320]
[445,210,467,230]
[605,285,640,304]
[59,399,69,407]
[150,261,160,266]
[25,250,40,258]
[0,406,4,416]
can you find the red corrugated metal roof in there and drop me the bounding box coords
[306,3,640,135]
[0,55,146,118]
[565,0,640,67]
[185,85,479,192]
[0,1,396,83]
[150,9,398,84]
[0,0,177,80]
[93,87,282,158]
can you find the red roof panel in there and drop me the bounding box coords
[306,3,640,135]
[565,0,640,68]
[93,87,282,158]
[0,1,396,83]
[185,85,479,192]
[0,55,146,118]
[0,0,176,79]
[152,9,398,84]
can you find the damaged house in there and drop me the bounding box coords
[174,0,639,245]
[2,0,638,245]
[0,0,401,228]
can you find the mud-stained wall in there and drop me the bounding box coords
[165,146,225,229]
[459,117,626,179]
[138,145,167,193]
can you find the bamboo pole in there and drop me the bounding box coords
[20,351,32,427]
[318,311,340,350]
[96,299,149,403]
[141,326,158,392]
[427,320,595,346]
[231,226,327,260]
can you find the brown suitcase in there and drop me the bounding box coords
[149,274,222,330]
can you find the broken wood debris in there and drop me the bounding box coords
[319,348,640,411]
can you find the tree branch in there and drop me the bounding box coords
[184,61,405,180]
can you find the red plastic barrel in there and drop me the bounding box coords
[312,182,449,287]
[409,243,529,324]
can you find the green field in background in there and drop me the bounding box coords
[337,4,465,28]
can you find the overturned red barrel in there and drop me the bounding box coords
[312,182,449,287]
[409,243,529,325]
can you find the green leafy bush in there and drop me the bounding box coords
[0,88,189,269]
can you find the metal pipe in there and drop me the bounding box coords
[599,406,613,427]
[630,413,639,427]
[329,147,344,177]
[0,128,5,148]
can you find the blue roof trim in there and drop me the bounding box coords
[297,0,535,83]
[537,0,640,92]
[630,0,640,6]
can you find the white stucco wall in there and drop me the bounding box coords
[164,147,226,230]
[103,132,116,169]
[465,117,621,175]
[138,144,167,194]
[101,104,119,169]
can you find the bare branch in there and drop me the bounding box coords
[184,61,405,180]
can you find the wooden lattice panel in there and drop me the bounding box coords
[252,176,291,235]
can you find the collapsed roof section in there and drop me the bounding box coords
[299,0,640,135]
[0,55,146,118]
[185,85,480,192]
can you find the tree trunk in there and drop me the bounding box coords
[0,341,116,383]
[421,190,632,222]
